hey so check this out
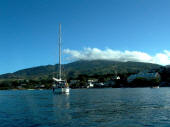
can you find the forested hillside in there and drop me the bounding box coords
[0,60,162,80]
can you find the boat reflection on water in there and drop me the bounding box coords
[52,92,71,125]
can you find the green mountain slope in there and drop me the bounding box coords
[0,60,162,80]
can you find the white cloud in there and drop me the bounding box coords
[63,48,170,65]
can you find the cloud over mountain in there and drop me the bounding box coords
[64,48,170,65]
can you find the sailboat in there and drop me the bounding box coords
[52,24,70,93]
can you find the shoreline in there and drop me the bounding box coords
[0,86,169,90]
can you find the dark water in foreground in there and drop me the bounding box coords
[1,88,170,127]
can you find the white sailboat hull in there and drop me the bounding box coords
[54,87,70,93]
[63,87,70,93]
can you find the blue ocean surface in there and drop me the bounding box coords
[0,88,170,127]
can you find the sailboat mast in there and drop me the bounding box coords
[59,24,62,80]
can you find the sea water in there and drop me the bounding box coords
[0,88,170,127]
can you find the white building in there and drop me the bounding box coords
[87,79,96,88]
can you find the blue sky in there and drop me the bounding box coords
[0,0,170,74]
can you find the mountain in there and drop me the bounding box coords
[0,60,162,80]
